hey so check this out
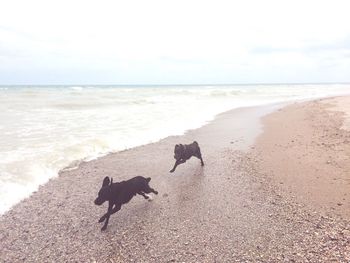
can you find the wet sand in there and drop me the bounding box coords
[1,99,350,262]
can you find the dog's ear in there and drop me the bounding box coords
[110,178,113,186]
[102,176,110,187]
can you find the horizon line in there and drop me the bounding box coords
[1,81,350,87]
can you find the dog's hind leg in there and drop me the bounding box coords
[150,188,158,195]
[142,182,158,195]
[195,151,204,166]
[138,191,149,199]
[144,186,158,195]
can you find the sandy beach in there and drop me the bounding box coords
[254,97,350,220]
[1,97,350,262]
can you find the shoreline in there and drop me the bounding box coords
[1,85,350,215]
[0,102,281,216]
[1,97,350,262]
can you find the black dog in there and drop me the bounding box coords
[94,176,158,231]
[170,141,204,173]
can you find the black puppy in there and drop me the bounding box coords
[94,176,158,231]
[170,141,204,173]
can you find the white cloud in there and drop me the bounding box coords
[0,0,350,84]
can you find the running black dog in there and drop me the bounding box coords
[94,176,158,231]
[170,141,204,173]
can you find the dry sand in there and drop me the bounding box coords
[254,97,350,219]
[1,99,350,262]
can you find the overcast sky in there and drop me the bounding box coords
[0,0,349,85]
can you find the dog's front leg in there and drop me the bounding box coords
[170,159,180,173]
[101,214,110,231]
[99,202,113,223]
[170,159,185,173]
[101,204,121,231]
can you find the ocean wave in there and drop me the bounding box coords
[52,102,107,110]
[69,86,84,91]
[51,98,157,110]
[208,89,242,97]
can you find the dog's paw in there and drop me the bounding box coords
[169,169,175,173]
[154,191,158,195]
[101,225,107,231]
[98,216,105,223]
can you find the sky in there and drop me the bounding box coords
[0,0,350,85]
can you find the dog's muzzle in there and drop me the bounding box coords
[94,198,104,206]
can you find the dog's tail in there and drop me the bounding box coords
[146,177,151,182]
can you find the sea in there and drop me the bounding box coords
[0,84,349,214]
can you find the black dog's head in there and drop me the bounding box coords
[94,176,113,206]
[174,144,184,160]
